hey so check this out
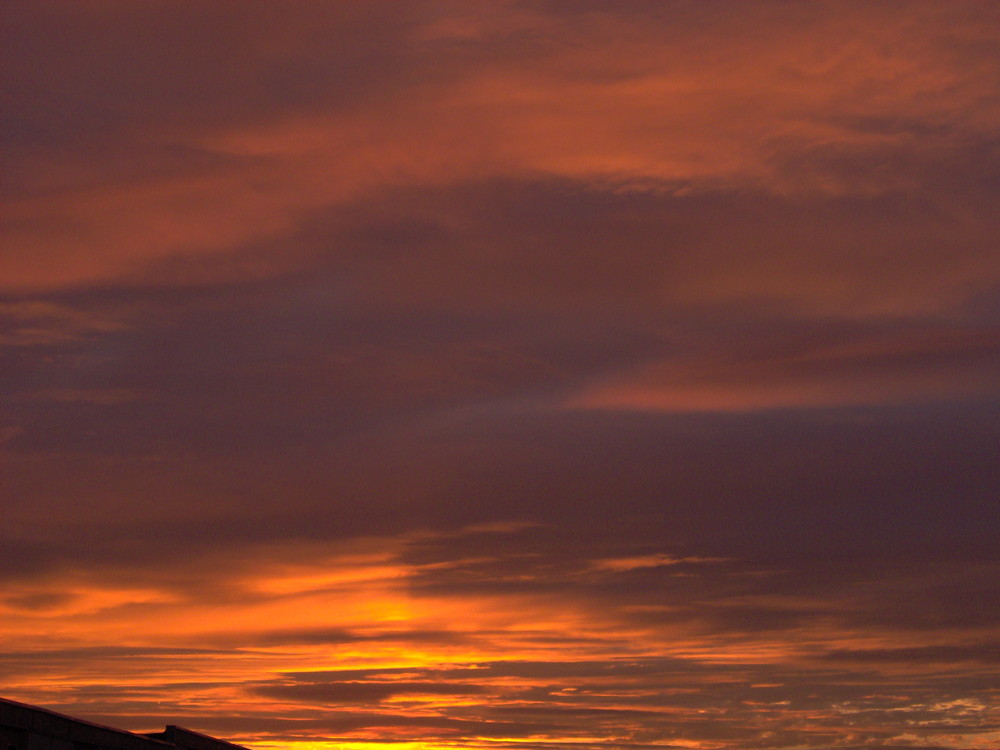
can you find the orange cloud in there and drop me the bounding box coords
[570,325,1000,411]
[4,1,999,303]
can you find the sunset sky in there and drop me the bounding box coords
[2,2,1000,749]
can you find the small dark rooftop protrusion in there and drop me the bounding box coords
[1,698,250,750]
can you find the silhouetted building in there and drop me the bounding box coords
[0,699,249,750]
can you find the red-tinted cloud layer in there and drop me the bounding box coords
[3,2,1000,749]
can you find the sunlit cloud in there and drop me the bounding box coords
[4,1,999,297]
[569,324,1000,411]
[588,555,728,573]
